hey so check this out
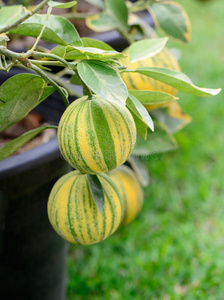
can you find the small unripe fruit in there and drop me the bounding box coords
[121,48,181,110]
[108,165,143,225]
[57,95,136,174]
[48,171,123,245]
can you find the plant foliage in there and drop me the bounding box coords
[0,0,221,211]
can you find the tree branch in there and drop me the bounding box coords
[33,51,76,70]
[44,70,82,98]
[0,0,51,34]
[0,47,76,69]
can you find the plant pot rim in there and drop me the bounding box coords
[0,137,61,180]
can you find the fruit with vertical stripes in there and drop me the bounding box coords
[57,95,136,174]
[108,165,144,225]
[121,47,181,110]
[47,170,123,245]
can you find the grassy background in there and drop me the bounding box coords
[67,1,224,299]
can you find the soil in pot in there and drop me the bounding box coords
[0,111,57,155]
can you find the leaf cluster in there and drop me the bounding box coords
[0,0,221,211]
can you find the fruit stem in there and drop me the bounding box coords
[83,83,93,99]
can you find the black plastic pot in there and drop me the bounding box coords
[0,69,72,300]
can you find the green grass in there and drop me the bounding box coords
[67,1,224,299]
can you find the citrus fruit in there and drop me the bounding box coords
[108,165,143,225]
[57,95,136,174]
[47,170,123,245]
[121,47,180,95]
[121,48,181,110]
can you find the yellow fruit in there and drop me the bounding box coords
[108,165,143,225]
[122,47,180,94]
[146,100,174,111]
[57,95,136,174]
[121,48,181,110]
[47,171,123,245]
[148,101,192,132]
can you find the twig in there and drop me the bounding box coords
[3,62,16,72]
[0,46,81,103]
[0,47,76,69]
[44,70,82,98]
[30,63,70,108]
[33,51,76,69]
[0,0,51,34]
[31,6,52,51]
[0,46,27,60]
[119,29,134,45]
[29,60,66,67]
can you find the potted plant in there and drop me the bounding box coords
[0,0,221,299]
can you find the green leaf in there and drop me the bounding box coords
[129,110,148,140]
[10,14,82,46]
[105,0,129,32]
[0,74,45,132]
[86,12,115,32]
[38,86,56,104]
[129,37,168,63]
[133,120,178,156]
[148,1,191,42]
[67,46,126,61]
[86,0,129,34]
[85,0,104,9]
[150,101,192,134]
[128,13,156,40]
[48,0,76,8]
[87,174,105,213]
[128,156,150,187]
[0,5,25,29]
[50,45,65,58]
[127,94,154,131]
[50,45,81,60]
[0,125,57,161]
[81,37,115,51]
[70,74,83,86]
[134,67,221,97]
[128,90,178,105]
[51,43,120,61]
[77,60,128,106]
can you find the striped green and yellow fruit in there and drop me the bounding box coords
[58,95,136,174]
[147,100,186,112]
[121,48,181,110]
[48,171,123,245]
[108,165,143,225]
